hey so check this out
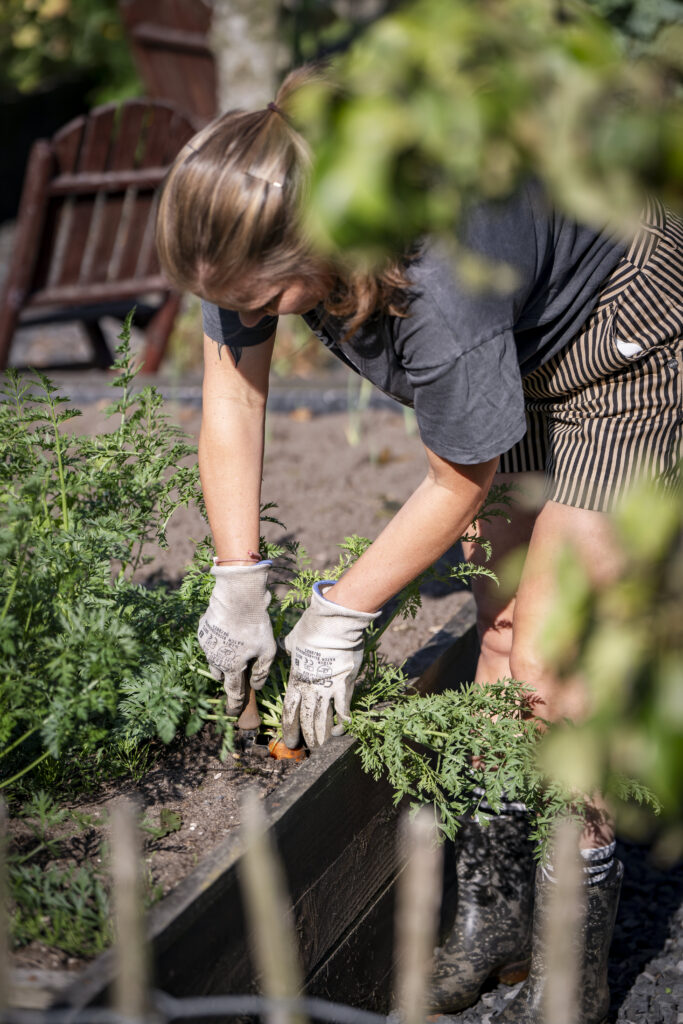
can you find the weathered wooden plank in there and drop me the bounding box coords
[119,0,216,123]
[305,867,402,1012]
[53,117,86,174]
[48,167,168,196]
[56,108,116,286]
[27,275,168,307]
[33,117,85,294]
[87,105,149,284]
[132,108,193,281]
[140,291,182,373]
[293,803,400,973]
[113,105,176,281]
[132,24,212,54]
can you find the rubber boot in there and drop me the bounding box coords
[495,859,623,1024]
[427,812,536,1013]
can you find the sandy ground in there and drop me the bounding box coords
[51,377,474,669]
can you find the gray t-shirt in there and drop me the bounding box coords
[201,180,626,464]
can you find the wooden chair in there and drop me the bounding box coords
[118,0,217,125]
[0,99,196,373]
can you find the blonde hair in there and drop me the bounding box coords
[155,67,411,336]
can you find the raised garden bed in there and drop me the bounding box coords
[11,599,478,1014]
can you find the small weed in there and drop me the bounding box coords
[140,809,182,842]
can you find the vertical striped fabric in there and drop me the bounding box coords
[500,199,683,511]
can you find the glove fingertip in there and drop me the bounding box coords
[298,696,319,750]
[313,697,334,748]
[282,722,302,749]
[281,689,302,748]
[249,653,275,691]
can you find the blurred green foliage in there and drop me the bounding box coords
[294,0,682,260]
[283,0,395,67]
[539,479,682,852]
[292,0,683,849]
[0,0,140,102]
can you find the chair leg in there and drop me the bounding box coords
[140,291,182,373]
[0,139,55,372]
[0,303,21,373]
[83,319,114,368]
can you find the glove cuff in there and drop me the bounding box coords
[312,580,381,624]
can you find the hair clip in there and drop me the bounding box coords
[244,170,283,188]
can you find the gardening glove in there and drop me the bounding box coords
[282,581,380,749]
[197,561,276,716]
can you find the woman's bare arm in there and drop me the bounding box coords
[327,447,499,612]
[199,333,275,563]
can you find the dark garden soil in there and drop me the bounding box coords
[9,731,297,974]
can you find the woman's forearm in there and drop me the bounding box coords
[199,412,265,561]
[199,334,274,563]
[328,455,499,613]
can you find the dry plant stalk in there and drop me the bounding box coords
[0,802,8,1014]
[543,819,585,1024]
[239,792,306,1024]
[393,809,443,1024]
[111,798,150,1023]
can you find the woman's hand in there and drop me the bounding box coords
[199,562,277,715]
[281,582,380,748]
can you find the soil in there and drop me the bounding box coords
[10,730,297,974]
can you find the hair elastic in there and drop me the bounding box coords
[213,552,261,565]
[267,101,285,116]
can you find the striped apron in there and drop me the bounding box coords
[500,198,683,511]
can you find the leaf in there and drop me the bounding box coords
[140,808,182,842]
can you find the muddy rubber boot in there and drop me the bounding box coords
[427,812,536,1013]
[494,859,623,1024]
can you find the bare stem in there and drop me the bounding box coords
[394,808,443,1024]
[111,798,149,1023]
[239,792,306,1024]
[0,726,39,763]
[0,750,50,790]
[0,802,9,1014]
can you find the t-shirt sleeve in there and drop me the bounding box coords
[201,301,278,361]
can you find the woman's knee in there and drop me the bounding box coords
[477,606,515,663]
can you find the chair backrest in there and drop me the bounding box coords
[118,0,217,124]
[25,99,195,311]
